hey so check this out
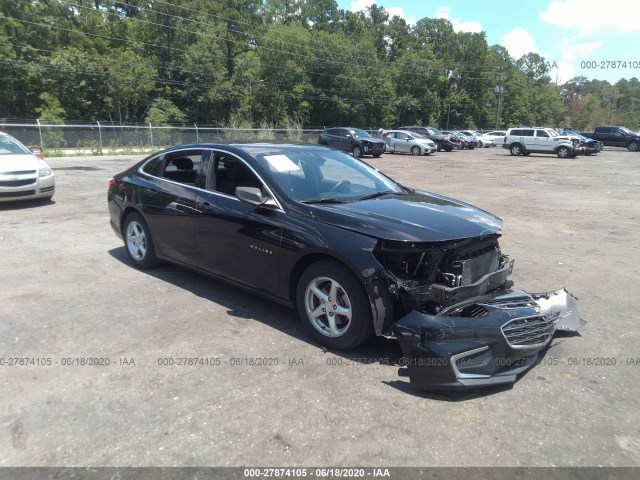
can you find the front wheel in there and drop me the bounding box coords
[296,260,373,350]
[557,146,571,158]
[628,141,639,152]
[410,146,421,155]
[123,212,160,269]
[444,146,453,152]
[352,145,362,158]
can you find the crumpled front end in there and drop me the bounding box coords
[391,288,584,390]
[371,235,584,390]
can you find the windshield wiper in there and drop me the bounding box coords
[300,198,348,204]
[356,190,400,201]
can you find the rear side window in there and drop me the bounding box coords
[326,129,339,136]
[162,151,203,185]
[142,155,163,176]
[511,129,534,136]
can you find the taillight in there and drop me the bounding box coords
[108,178,116,190]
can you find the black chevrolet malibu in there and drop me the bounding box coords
[108,143,583,390]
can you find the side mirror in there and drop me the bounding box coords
[345,133,352,138]
[236,186,277,208]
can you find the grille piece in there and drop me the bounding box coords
[501,314,555,348]
[0,190,36,198]
[0,178,37,187]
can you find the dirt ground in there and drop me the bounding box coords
[1,146,639,468]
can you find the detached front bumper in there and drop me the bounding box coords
[391,288,583,391]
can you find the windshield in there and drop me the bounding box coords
[429,127,443,135]
[548,130,559,137]
[408,132,424,139]
[348,128,372,138]
[620,127,633,134]
[256,149,404,203]
[0,135,32,156]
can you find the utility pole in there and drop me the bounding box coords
[495,85,503,130]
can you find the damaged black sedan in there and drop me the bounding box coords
[108,144,583,391]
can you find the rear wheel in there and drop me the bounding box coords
[123,212,160,269]
[372,152,382,158]
[296,260,373,350]
[410,146,421,155]
[510,144,523,156]
[352,145,362,158]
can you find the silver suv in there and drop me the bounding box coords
[503,127,581,158]
[382,130,437,155]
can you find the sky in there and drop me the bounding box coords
[336,0,640,84]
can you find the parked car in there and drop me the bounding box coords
[503,127,581,158]
[108,143,583,391]
[398,126,457,151]
[559,130,603,155]
[581,126,640,151]
[483,130,508,146]
[452,130,477,149]
[381,130,437,155]
[441,130,468,149]
[458,130,480,148]
[317,128,385,158]
[0,131,55,202]
[473,132,496,147]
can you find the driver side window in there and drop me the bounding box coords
[211,155,263,197]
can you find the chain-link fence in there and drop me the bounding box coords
[0,121,330,153]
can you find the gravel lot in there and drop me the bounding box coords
[1,146,639,468]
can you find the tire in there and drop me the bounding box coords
[444,146,453,152]
[410,146,421,155]
[628,141,639,152]
[296,260,373,350]
[372,153,382,158]
[523,152,531,156]
[123,212,160,269]
[510,144,523,156]
[352,145,362,158]
[557,146,571,158]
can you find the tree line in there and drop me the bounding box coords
[1,0,638,131]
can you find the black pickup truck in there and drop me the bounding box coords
[581,126,640,151]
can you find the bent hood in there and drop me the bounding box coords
[309,191,502,242]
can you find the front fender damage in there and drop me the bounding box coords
[390,288,584,391]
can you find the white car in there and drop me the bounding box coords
[473,131,496,147]
[382,130,437,155]
[482,130,508,147]
[0,132,55,202]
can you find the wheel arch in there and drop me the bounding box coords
[288,250,393,336]
[120,206,145,234]
[288,251,364,306]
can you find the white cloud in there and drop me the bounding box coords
[351,0,374,12]
[550,61,576,84]
[539,0,640,33]
[386,7,416,26]
[502,27,538,59]
[559,38,604,61]
[434,7,483,33]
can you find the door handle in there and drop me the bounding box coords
[197,201,214,211]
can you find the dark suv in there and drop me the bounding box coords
[318,128,385,158]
